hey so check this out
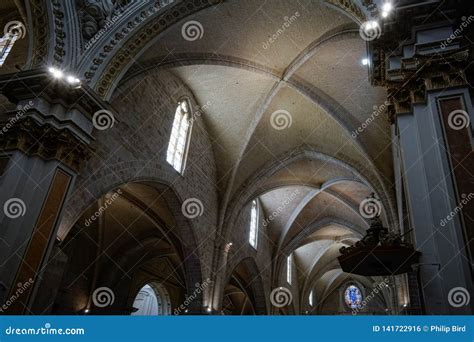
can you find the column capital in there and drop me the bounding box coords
[369,0,472,122]
[0,69,115,171]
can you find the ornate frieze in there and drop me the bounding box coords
[0,70,114,171]
[76,0,133,41]
[369,0,472,122]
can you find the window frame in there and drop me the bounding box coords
[287,254,292,285]
[249,199,259,249]
[166,97,193,174]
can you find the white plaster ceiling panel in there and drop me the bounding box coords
[308,225,357,241]
[258,185,312,243]
[172,65,276,186]
[329,181,372,209]
[257,158,358,191]
[293,37,393,176]
[294,239,334,275]
[139,0,352,74]
[233,85,368,194]
[283,191,367,246]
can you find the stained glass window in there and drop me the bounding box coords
[344,285,362,309]
[167,99,192,173]
[249,200,258,248]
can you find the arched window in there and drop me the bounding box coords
[167,99,192,173]
[309,290,313,306]
[249,200,259,249]
[131,283,171,316]
[344,284,362,309]
[0,31,19,66]
[287,254,292,285]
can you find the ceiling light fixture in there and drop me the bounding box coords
[48,67,63,79]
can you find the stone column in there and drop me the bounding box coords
[369,1,474,314]
[0,70,111,314]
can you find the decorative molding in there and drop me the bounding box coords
[324,0,366,23]
[91,0,221,98]
[369,1,472,122]
[29,0,50,67]
[0,116,92,171]
[52,0,67,65]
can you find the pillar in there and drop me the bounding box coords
[370,1,474,314]
[0,69,111,314]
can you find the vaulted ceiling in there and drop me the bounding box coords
[115,0,395,301]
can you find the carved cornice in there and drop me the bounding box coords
[369,0,472,122]
[51,0,67,64]
[0,116,92,172]
[91,0,221,98]
[0,70,114,171]
[29,0,50,67]
[324,0,366,23]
